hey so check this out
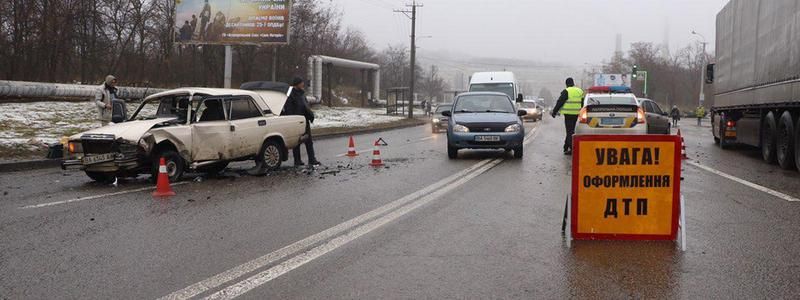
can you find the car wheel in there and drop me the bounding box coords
[85,171,116,184]
[513,146,523,159]
[197,161,229,175]
[153,150,185,182]
[776,111,795,170]
[761,112,778,164]
[258,140,283,171]
[447,145,458,159]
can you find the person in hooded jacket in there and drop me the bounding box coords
[95,75,117,126]
[283,77,320,166]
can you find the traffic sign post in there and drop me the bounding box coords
[566,135,683,242]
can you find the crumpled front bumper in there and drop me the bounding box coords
[61,153,140,172]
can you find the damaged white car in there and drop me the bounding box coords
[62,83,306,183]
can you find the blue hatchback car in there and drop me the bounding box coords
[441,92,527,159]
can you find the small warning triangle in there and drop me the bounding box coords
[376,137,388,146]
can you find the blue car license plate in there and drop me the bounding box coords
[601,118,624,126]
[475,135,500,142]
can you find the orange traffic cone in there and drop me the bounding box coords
[370,140,384,167]
[346,136,359,157]
[152,157,176,197]
[678,129,688,160]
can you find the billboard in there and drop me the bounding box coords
[593,73,632,87]
[175,0,291,45]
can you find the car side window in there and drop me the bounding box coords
[196,99,226,122]
[641,101,654,113]
[226,98,263,120]
[651,102,664,114]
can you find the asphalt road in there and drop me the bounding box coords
[1,118,798,299]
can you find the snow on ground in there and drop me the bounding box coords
[0,101,400,149]
[311,106,403,129]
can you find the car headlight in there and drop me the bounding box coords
[505,124,521,132]
[453,124,469,133]
[67,141,82,154]
[432,118,440,123]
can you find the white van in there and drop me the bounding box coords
[468,72,523,102]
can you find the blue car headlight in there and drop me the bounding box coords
[505,124,521,132]
[452,124,469,133]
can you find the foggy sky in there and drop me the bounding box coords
[332,0,729,66]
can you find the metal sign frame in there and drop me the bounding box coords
[570,134,682,241]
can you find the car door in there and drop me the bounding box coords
[641,101,659,134]
[225,97,269,159]
[649,101,670,133]
[191,97,233,161]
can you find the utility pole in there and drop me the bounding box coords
[692,30,707,107]
[395,1,422,119]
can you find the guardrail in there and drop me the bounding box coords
[0,80,165,100]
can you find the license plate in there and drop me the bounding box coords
[475,135,501,142]
[83,153,116,165]
[601,118,624,125]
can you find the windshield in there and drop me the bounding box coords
[585,96,637,106]
[454,95,515,113]
[131,95,194,121]
[469,83,515,100]
[519,102,536,108]
[435,105,452,113]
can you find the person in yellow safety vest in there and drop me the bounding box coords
[550,77,584,155]
[695,106,706,126]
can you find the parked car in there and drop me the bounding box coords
[518,100,543,122]
[442,92,526,159]
[62,86,307,183]
[431,104,453,133]
[638,98,671,134]
[574,86,647,135]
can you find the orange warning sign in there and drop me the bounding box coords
[571,135,681,240]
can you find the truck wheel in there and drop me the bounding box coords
[777,111,795,170]
[795,118,800,172]
[153,150,185,182]
[761,112,778,164]
[85,171,116,184]
[258,139,283,171]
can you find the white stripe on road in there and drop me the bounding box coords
[159,159,496,300]
[687,160,800,202]
[164,125,539,300]
[204,158,504,300]
[18,182,190,209]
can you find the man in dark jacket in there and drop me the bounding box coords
[284,77,320,166]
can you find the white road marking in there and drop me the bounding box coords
[687,160,800,202]
[418,136,435,141]
[163,125,540,300]
[204,158,504,300]
[159,159,495,300]
[18,182,190,209]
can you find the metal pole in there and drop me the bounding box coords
[224,45,232,88]
[408,1,417,119]
[271,47,278,81]
[699,42,707,107]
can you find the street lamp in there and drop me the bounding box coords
[692,30,708,107]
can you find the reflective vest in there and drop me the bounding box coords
[560,87,584,115]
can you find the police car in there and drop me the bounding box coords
[574,86,647,135]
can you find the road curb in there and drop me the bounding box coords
[0,159,62,173]
[313,119,427,140]
[0,119,428,173]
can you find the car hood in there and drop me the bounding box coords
[70,118,178,141]
[451,112,520,124]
